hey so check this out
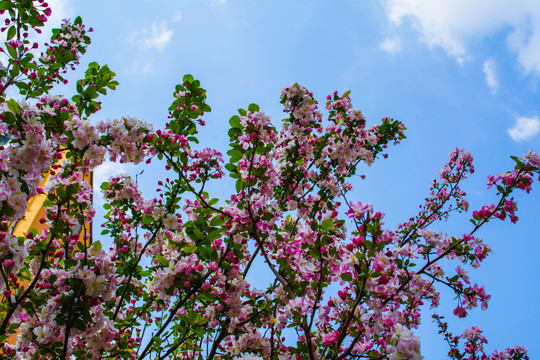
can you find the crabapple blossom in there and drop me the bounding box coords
[0,2,538,360]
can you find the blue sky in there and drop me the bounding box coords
[41,0,540,358]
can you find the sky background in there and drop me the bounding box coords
[37,0,540,358]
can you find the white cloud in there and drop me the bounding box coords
[127,20,174,73]
[0,0,73,53]
[382,0,540,73]
[508,116,540,141]
[94,161,129,188]
[132,20,173,51]
[126,58,154,74]
[483,58,499,94]
[0,0,74,96]
[44,0,73,31]
[93,160,133,206]
[174,11,182,22]
[29,0,74,45]
[379,36,402,53]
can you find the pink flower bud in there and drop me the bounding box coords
[453,306,467,318]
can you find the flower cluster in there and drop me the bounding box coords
[434,315,530,360]
[0,2,538,359]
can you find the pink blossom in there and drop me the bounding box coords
[322,331,340,346]
[453,306,468,318]
[347,201,373,219]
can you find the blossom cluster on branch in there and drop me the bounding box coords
[0,1,538,359]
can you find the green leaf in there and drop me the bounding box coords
[229,115,241,129]
[200,103,211,113]
[7,99,19,114]
[184,246,198,255]
[261,213,273,222]
[56,186,65,199]
[86,86,98,99]
[199,246,212,260]
[10,64,19,77]
[341,273,353,282]
[27,17,44,27]
[140,270,152,277]
[192,228,203,240]
[92,241,102,251]
[6,26,16,40]
[187,310,198,323]
[88,61,99,70]
[227,149,242,163]
[100,181,109,190]
[141,215,154,225]
[321,218,333,230]
[0,2,12,10]
[310,221,318,231]
[247,103,260,113]
[155,254,169,267]
[235,179,243,193]
[225,163,238,173]
[107,80,119,90]
[210,216,223,227]
[194,317,208,326]
[206,229,222,242]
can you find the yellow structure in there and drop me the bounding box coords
[7,173,52,237]
[1,155,92,347]
[6,161,93,238]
